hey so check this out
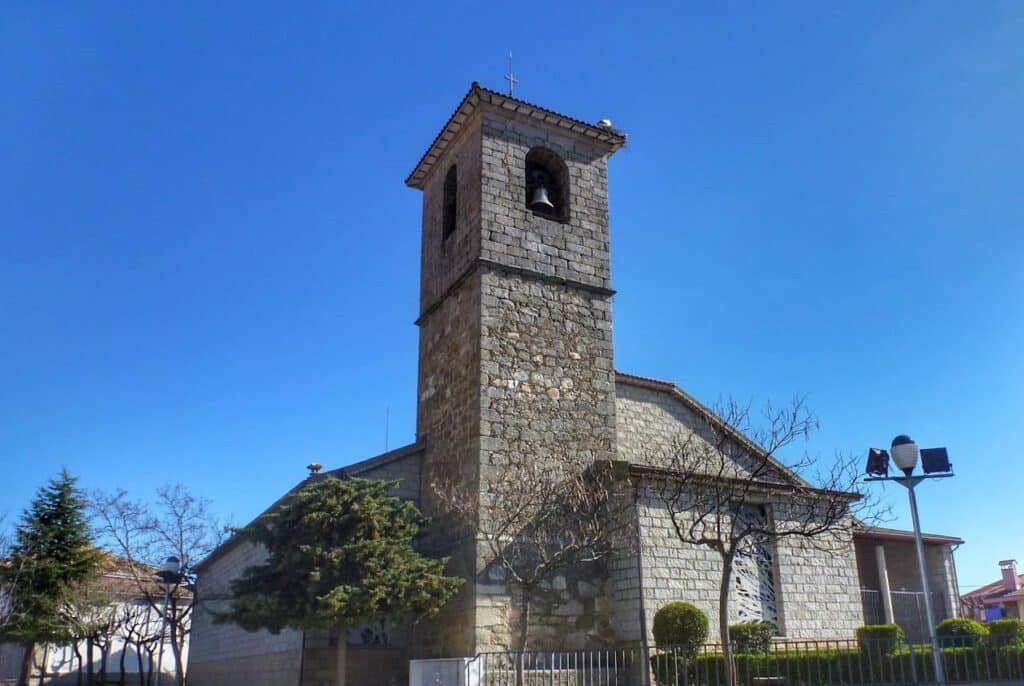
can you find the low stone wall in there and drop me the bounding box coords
[187,650,302,686]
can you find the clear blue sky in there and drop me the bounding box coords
[2,2,1021,596]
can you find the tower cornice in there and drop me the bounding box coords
[405,82,626,190]
[414,257,616,326]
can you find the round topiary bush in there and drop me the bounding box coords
[937,617,988,647]
[652,601,709,655]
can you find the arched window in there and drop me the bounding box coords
[442,165,457,240]
[525,148,569,222]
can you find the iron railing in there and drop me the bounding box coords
[464,637,1024,686]
[859,590,948,644]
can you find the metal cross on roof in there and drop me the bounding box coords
[505,52,518,97]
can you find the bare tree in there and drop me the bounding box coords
[433,452,628,660]
[118,602,162,686]
[60,573,123,686]
[92,485,224,686]
[652,397,884,686]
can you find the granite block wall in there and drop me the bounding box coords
[633,480,863,642]
[615,379,790,483]
[478,109,613,292]
[188,541,303,686]
[413,97,621,655]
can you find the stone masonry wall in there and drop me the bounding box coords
[472,270,617,651]
[419,115,482,312]
[414,268,482,658]
[927,544,959,617]
[348,447,422,503]
[634,480,863,641]
[189,453,422,686]
[478,271,616,469]
[412,98,622,656]
[189,541,302,686]
[407,86,630,660]
[479,109,613,292]
[771,506,863,637]
[469,103,619,653]
[607,487,646,646]
[617,381,708,468]
[616,379,790,482]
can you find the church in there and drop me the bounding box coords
[187,83,963,686]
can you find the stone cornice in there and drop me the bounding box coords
[415,258,615,326]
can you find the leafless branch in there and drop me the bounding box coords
[433,452,629,653]
[650,396,887,686]
[91,484,225,686]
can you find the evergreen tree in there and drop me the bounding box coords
[217,475,461,634]
[0,468,101,686]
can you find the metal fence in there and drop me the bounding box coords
[860,590,947,644]
[464,637,1024,686]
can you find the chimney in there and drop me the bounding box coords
[999,560,1019,592]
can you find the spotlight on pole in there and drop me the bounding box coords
[866,448,890,476]
[864,434,954,686]
[921,447,952,474]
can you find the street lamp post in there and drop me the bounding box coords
[866,435,953,686]
[154,556,185,686]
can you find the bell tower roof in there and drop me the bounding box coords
[405,82,626,189]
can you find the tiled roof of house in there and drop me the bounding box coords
[962,573,1024,603]
[405,82,626,189]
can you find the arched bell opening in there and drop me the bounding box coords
[524,148,569,223]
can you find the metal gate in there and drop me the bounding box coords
[891,590,944,644]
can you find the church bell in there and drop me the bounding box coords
[529,186,555,212]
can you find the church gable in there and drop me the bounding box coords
[614,372,796,485]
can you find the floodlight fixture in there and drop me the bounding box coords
[866,447,890,476]
[920,447,951,474]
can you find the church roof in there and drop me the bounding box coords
[195,442,424,572]
[405,82,627,189]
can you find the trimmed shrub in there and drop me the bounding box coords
[652,602,709,655]
[987,618,1024,648]
[729,622,774,654]
[651,643,1024,686]
[856,623,904,656]
[937,617,988,647]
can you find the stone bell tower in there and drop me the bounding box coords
[406,83,626,656]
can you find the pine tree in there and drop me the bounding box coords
[217,475,462,634]
[0,468,102,686]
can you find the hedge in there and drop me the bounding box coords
[987,618,1024,648]
[937,617,988,647]
[856,623,904,656]
[651,644,1024,686]
[729,622,774,654]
